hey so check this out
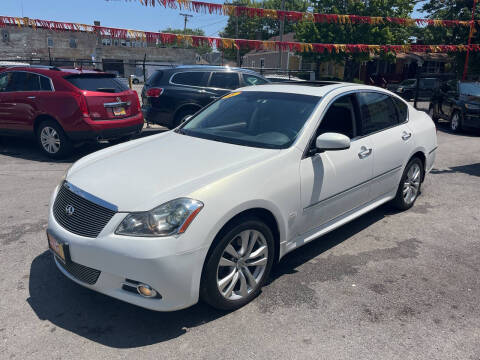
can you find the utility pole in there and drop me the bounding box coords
[462,0,477,80]
[235,9,240,66]
[278,0,286,70]
[180,13,193,34]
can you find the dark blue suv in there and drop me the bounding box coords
[141,66,269,129]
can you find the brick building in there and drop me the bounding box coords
[0,22,197,78]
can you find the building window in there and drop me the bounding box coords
[102,38,112,46]
[113,39,119,46]
[69,38,77,48]
[47,37,54,48]
[1,30,9,42]
[260,58,265,68]
[251,60,255,67]
[121,39,127,46]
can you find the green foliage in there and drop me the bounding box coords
[220,0,310,60]
[160,27,212,55]
[416,0,480,77]
[295,0,415,80]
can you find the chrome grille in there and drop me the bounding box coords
[53,182,116,238]
[57,257,101,285]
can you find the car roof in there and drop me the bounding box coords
[0,66,107,77]
[170,65,259,74]
[238,83,391,98]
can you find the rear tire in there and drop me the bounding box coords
[391,157,424,211]
[450,111,462,133]
[132,79,140,85]
[36,120,72,159]
[428,105,438,123]
[200,217,275,311]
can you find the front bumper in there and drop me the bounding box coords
[47,195,208,311]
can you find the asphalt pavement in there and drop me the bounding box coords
[0,123,479,359]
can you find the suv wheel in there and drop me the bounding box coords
[200,217,274,310]
[173,108,197,128]
[36,120,72,159]
[132,79,140,85]
[450,111,462,132]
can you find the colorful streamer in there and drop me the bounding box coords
[129,0,479,28]
[1,15,479,54]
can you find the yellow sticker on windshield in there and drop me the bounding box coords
[223,91,241,99]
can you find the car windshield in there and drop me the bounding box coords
[459,82,480,96]
[177,91,319,149]
[400,79,416,86]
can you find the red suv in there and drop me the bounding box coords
[0,66,144,158]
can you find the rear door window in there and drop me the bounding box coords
[39,76,53,91]
[209,72,240,89]
[393,97,408,123]
[357,92,399,136]
[66,75,129,93]
[171,72,207,86]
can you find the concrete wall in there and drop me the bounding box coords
[0,26,197,77]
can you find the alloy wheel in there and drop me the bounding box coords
[40,126,61,154]
[216,229,268,301]
[451,113,460,131]
[403,162,421,205]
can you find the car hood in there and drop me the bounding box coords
[66,131,278,211]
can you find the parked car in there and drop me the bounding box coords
[0,65,144,158]
[389,78,441,101]
[47,83,437,311]
[429,80,480,132]
[141,65,269,128]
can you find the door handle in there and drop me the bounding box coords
[358,146,372,159]
[27,96,36,99]
[402,131,412,141]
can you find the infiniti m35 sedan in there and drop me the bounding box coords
[47,83,437,311]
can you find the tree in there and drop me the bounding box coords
[160,27,212,55]
[295,0,415,80]
[220,0,311,61]
[416,0,480,78]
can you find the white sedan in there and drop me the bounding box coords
[47,83,437,311]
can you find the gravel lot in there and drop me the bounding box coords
[0,123,479,360]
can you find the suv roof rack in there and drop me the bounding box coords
[5,64,62,71]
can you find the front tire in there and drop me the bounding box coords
[391,157,424,210]
[200,217,275,311]
[36,120,72,159]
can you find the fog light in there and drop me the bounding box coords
[137,284,157,298]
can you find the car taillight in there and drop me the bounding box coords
[73,92,90,118]
[146,88,163,97]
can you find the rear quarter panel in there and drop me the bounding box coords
[407,106,438,173]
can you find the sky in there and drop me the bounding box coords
[2,0,426,38]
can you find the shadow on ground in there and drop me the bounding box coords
[431,162,480,177]
[0,127,167,163]
[27,204,396,348]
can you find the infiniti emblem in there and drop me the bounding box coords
[65,205,75,216]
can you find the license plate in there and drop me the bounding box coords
[113,106,126,116]
[47,231,68,263]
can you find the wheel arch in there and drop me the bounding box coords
[203,202,286,266]
[408,150,427,182]
[173,103,203,124]
[33,114,63,135]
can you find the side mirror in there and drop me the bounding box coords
[182,115,193,123]
[315,132,351,152]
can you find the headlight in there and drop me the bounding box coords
[116,198,203,237]
[465,103,480,110]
